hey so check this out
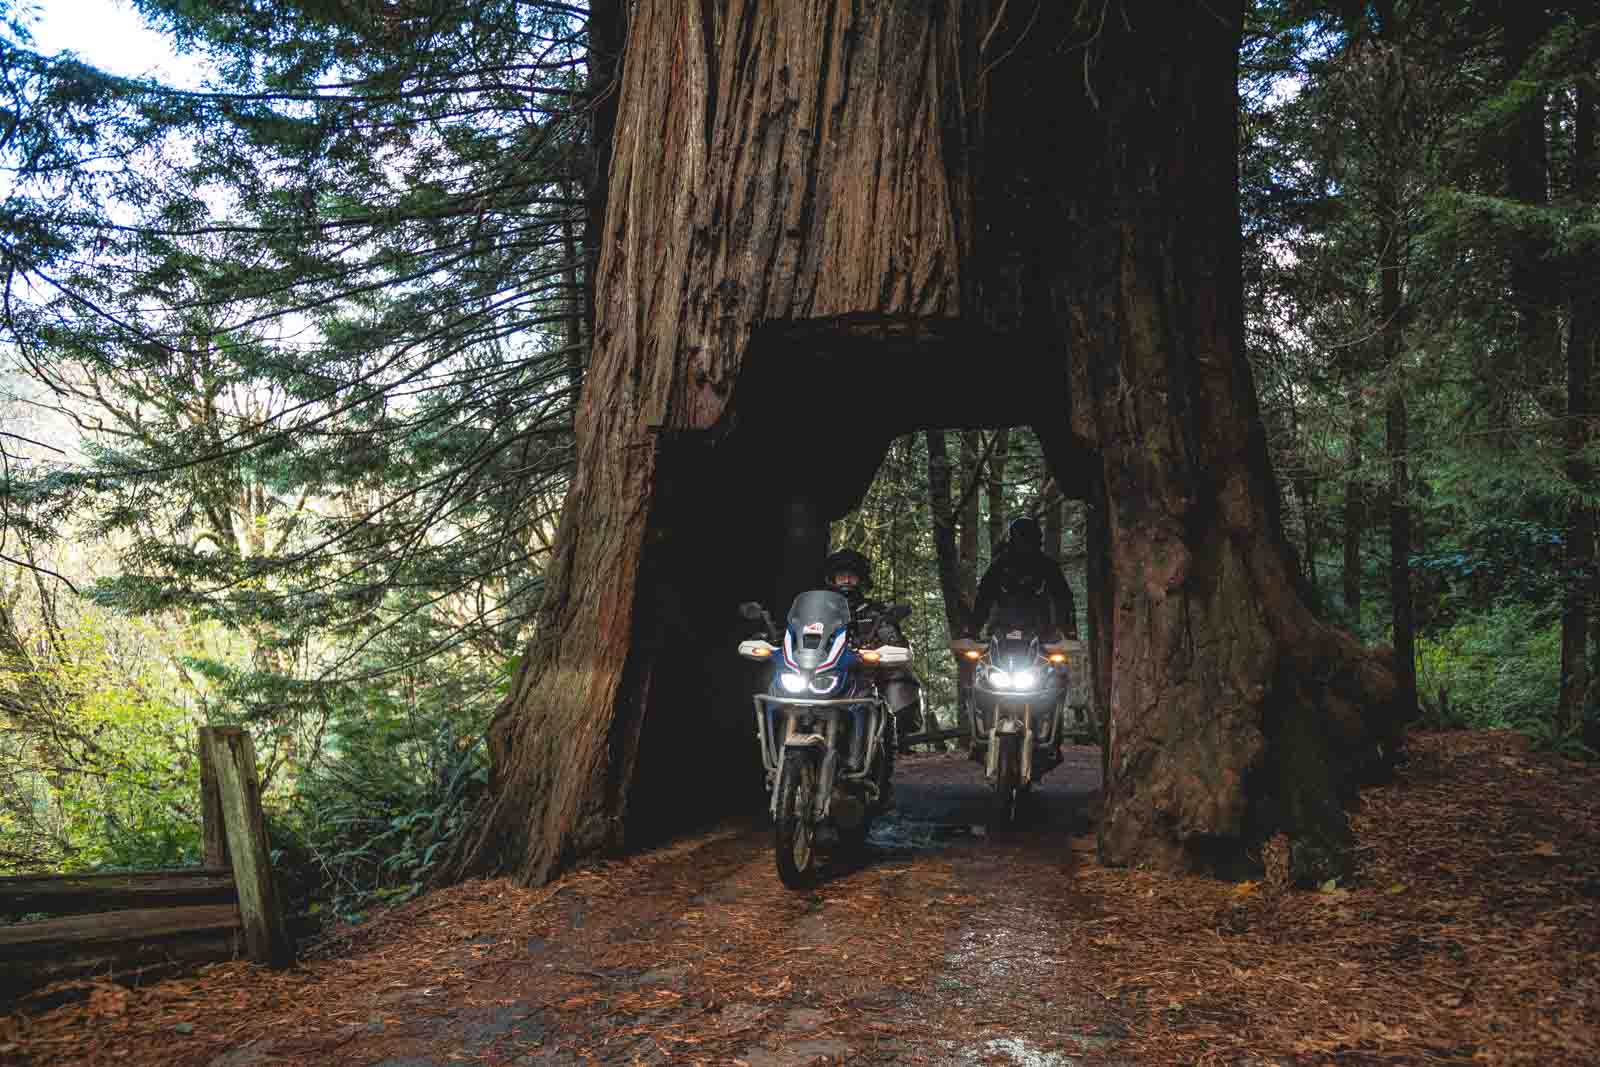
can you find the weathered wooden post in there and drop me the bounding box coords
[198,726,291,968]
[197,731,230,869]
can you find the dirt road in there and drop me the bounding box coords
[10,731,1598,1066]
[208,747,1121,1067]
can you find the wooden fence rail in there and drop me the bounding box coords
[1,725,291,1005]
[0,867,235,916]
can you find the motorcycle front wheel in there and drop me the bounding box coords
[991,735,1021,828]
[774,753,820,889]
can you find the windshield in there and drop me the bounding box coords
[785,590,852,670]
[989,634,1039,670]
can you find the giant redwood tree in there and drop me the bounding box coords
[451,0,1405,887]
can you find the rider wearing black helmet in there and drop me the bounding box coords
[823,548,926,755]
[970,516,1078,641]
[822,548,874,609]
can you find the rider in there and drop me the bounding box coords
[965,516,1079,760]
[822,548,926,756]
[970,516,1079,642]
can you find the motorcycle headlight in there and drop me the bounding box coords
[780,672,808,693]
[988,669,1013,689]
[1013,670,1038,691]
[809,672,841,694]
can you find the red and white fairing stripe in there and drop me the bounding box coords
[816,629,848,671]
[781,627,848,672]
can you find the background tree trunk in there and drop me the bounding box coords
[1379,183,1416,721]
[959,431,982,608]
[581,0,627,351]
[1500,5,1558,431]
[1042,481,1064,560]
[451,0,1399,888]
[1386,382,1415,719]
[1298,472,1319,593]
[1560,80,1596,734]
[986,429,1011,553]
[1045,1,1402,881]
[926,430,967,639]
[1344,395,1364,622]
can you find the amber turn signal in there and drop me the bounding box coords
[963,650,981,660]
[1048,653,1067,663]
[861,650,881,662]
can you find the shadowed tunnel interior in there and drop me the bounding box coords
[619,315,1104,847]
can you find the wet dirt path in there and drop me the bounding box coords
[16,730,1596,1067]
[189,748,1131,1067]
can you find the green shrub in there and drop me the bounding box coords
[284,683,489,923]
[0,611,204,874]
[1415,601,1583,755]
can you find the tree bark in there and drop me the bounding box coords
[925,430,968,638]
[581,0,627,349]
[986,428,1010,553]
[1379,190,1416,720]
[1049,1,1401,881]
[452,0,1400,888]
[959,431,982,607]
[1286,377,1317,593]
[929,428,979,729]
[1560,80,1596,734]
[1298,473,1319,592]
[562,205,585,394]
[1386,386,1415,718]
[1084,471,1113,791]
[1042,481,1064,559]
[1343,394,1364,622]
[1500,6,1557,425]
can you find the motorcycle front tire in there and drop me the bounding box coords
[991,735,1021,828]
[774,753,820,889]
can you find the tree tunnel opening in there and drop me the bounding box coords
[445,0,1409,892]
[618,316,1105,851]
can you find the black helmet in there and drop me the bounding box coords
[1007,516,1043,551]
[823,548,873,594]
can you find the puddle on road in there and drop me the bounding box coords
[947,926,1033,982]
[868,815,982,852]
[935,1034,1086,1066]
[979,1036,1082,1066]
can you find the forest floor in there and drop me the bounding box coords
[2,729,1597,1067]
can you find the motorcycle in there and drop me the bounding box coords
[737,592,912,889]
[949,629,1080,825]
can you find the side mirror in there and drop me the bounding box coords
[738,601,767,621]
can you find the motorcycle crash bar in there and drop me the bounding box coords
[751,693,887,776]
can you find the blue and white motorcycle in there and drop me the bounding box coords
[737,591,911,889]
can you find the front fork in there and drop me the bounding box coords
[763,703,884,819]
[985,712,1034,784]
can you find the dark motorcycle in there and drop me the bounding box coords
[738,592,911,889]
[950,630,1080,825]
